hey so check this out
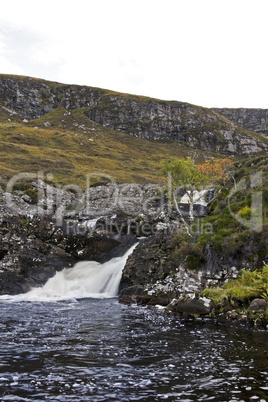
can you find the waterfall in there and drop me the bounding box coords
[0,243,137,302]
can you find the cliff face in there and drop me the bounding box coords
[0,74,267,156]
[85,96,266,155]
[0,75,104,118]
[213,108,268,137]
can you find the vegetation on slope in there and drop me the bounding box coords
[0,105,225,188]
[167,155,268,323]
[1,74,268,162]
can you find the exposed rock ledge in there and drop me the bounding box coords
[213,107,268,137]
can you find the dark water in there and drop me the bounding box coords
[0,298,267,401]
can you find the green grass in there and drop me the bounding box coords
[202,264,268,302]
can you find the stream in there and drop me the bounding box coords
[0,298,267,401]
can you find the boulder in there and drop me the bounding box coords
[248,298,268,312]
[169,297,212,316]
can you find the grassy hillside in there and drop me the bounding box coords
[0,105,225,188]
[1,74,267,189]
[1,74,268,168]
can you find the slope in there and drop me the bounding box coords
[0,105,224,188]
[0,74,267,158]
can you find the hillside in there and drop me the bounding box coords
[1,75,267,141]
[0,75,267,325]
[0,104,221,187]
[0,75,268,188]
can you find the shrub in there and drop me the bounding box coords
[202,264,268,302]
[237,206,251,220]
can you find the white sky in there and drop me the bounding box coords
[0,0,267,108]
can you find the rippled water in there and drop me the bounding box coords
[0,298,267,401]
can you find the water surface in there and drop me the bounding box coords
[0,298,267,401]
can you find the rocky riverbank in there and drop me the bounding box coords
[118,233,268,329]
[1,156,268,328]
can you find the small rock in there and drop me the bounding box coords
[21,194,32,204]
[226,310,238,320]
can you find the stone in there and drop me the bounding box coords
[21,194,32,204]
[119,231,177,296]
[226,310,238,320]
[171,297,212,316]
[248,298,268,312]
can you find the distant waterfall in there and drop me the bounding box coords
[0,244,137,302]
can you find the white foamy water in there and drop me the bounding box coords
[0,243,137,302]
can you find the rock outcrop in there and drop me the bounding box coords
[118,229,268,326]
[85,97,267,155]
[118,231,241,306]
[213,108,268,137]
[0,74,267,155]
[0,75,103,118]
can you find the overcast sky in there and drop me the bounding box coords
[0,0,267,108]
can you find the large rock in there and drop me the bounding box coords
[119,231,177,298]
[248,298,268,312]
[118,230,246,307]
[169,297,212,316]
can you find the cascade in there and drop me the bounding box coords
[0,243,137,302]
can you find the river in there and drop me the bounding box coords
[0,298,267,401]
[0,246,267,401]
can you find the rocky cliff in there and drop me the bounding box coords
[85,97,267,155]
[213,107,268,137]
[0,74,267,156]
